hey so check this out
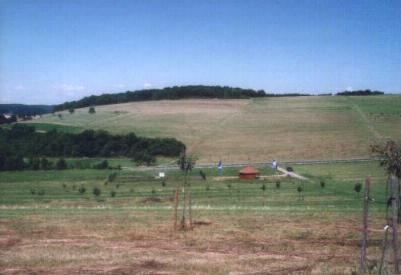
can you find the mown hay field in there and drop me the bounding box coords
[27,95,401,163]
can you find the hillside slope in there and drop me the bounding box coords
[26,95,401,163]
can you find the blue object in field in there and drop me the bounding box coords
[217,160,223,175]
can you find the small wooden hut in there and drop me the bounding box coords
[239,166,260,180]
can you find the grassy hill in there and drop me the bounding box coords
[26,95,401,163]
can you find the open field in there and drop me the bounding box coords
[26,95,401,163]
[0,160,394,273]
[5,96,401,273]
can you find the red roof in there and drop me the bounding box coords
[239,166,259,174]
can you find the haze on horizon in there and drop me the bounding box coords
[0,0,400,105]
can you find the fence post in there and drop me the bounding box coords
[391,177,400,273]
[173,184,180,230]
[361,177,370,274]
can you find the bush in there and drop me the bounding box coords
[40,158,52,170]
[107,172,117,182]
[78,186,86,194]
[261,184,266,191]
[320,181,325,188]
[199,170,206,180]
[93,187,101,197]
[56,158,68,170]
[38,189,45,196]
[29,158,40,170]
[354,183,362,194]
[93,160,109,169]
[89,106,96,114]
[110,190,116,197]
[276,181,281,189]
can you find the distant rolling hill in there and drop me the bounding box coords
[25,95,401,163]
[0,104,54,116]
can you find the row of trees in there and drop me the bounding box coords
[0,104,54,116]
[54,85,387,111]
[337,89,384,96]
[54,85,267,111]
[0,124,186,171]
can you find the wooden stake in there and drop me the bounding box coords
[173,184,180,230]
[360,177,370,274]
[391,177,400,273]
[379,178,391,274]
[188,181,193,230]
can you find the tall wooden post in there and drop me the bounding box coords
[391,177,400,273]
[360,177,370,274]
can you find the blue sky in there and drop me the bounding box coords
[0,0,400,104]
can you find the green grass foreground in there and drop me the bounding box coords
[0,160,388,212]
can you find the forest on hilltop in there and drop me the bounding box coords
[54,85,314,111]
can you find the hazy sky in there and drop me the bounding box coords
[1,0,400,104]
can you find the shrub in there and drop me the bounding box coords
[29,158,40,170]
[89,106,96,114]
[40,158,52,170]
[206,185,210,191]
[62,183,67,189]
[354,183,362,194]
[56,158,68,170]
[162,180,166,187]
[30,189,36,195]
[151,188,156,194]
[68,108,75,114]
[110,190,116,197]
[78,186,86,194]
[93,187,101,197]
[261,184,266,191]
[107,172,117,182]
[199,170,206,180]
[93,160,109,169]
[276,181,281,189]
[38,189,45,196]
[297,186,303,193]
[320,180,325,188]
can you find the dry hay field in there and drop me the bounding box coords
[30,95,401,163]
[0,209,385,274]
